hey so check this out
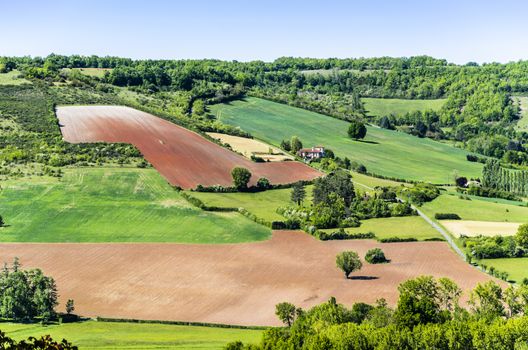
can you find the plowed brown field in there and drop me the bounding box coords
[0,231,497,326]
[56,106,321,189]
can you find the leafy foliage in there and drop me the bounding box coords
[335,251,362,278]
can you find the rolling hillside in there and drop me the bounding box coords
[212,97,482,183]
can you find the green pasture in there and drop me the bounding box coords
[421,193,528,223]
[362,97,446,117]
[0,168,270,243]
[480,258,528,283]
[0,321,262,350]
[211,97,482,183]
[320,216,442,241]
[0,71,30,85]
[513,96,528,131]
[188,186,313,222]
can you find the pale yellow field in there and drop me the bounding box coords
[441,220,523,237]
[207,132,293,162]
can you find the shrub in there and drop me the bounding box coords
[365,248,389,264]
[256,177,271,190]
[434,213,461,220]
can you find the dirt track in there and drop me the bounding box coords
[56,106,321,189]
[0,231,497,326]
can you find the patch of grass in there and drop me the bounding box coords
[0,71,30,86]
[188,186,313,222]
[63,68,112,78]
[320,216,442,241]
[212,97,482,183]
[0,168,270,243]
[0,321,262,349]
[421,193,528,223]
[351,171,409,190]
[513,96,528,131]
[480,258,528,283]
[362,98,446,117]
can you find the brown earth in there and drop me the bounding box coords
[0,231,497,326]
[56,106,321,189]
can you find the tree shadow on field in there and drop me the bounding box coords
[355,139,379,145]
[348,276,379,280]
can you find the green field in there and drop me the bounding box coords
[0,71,30,85]
[362,98,446,117]
[514,96,528,131]
[188,186,313,222]
[212,97,482,183]
[320,216,442,241]
[0,168,270,243]
[0,321,262,349]
[64,68,112,78]
[351,171,409,190]
[480,258,528,283]
[188,173,406,222]
[421,193,528,223]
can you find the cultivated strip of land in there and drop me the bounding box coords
[441,220,522,237]
[56,105,321,189]
[0,231,496,326]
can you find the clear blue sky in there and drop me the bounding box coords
[2,0,528,64]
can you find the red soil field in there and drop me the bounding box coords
[0,231,498,326]
[56,106,322,189]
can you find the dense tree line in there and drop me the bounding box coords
[226,276,528,350]
[4,54,528,174]
[0,258,58,322]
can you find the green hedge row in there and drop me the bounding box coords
[434,213,461,220]
[95,317,267,330]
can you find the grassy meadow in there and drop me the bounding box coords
[480,258,528,283]
[188,172,407,223]
[420,193,528,223]
[64,67,112,78]
[0,168,270,243]
[513,96,528,131]
[320,216,442,241]
[0,71,30,85]
[188,186,313,222]
[212,97,482,183]
[1,321,262,350]
[362,97,446,117]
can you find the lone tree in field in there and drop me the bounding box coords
[348,120,367,140]
[231,167,252,191]
[336,251,362,279]
[515,223,528,249]
[291,182,306,205]
[65,299,75,315]
[275,302,297,327]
